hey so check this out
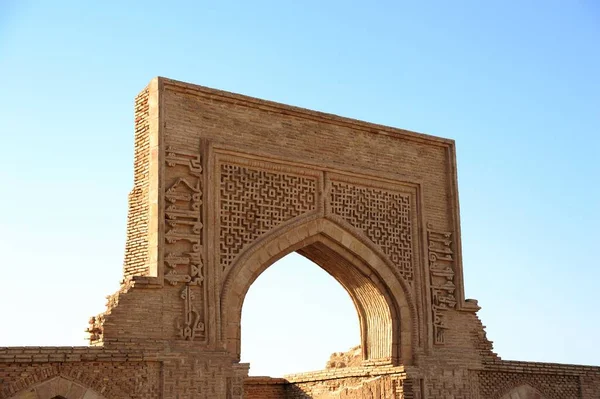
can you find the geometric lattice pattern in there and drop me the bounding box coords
[424,369,471,398]
[330,181,413,281]
[219,163,317,272]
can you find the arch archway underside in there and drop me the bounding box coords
[221,217,419,366]
[297,240,395,363]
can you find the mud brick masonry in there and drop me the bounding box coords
[1,77,598,399]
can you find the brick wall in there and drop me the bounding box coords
[244,377,287,399]
[478,360,600,399]
[123,86,151,278]
[283,367,405,398]
[159,77,460,364]
[90,280,166,344]
[242,363,600,399]
[161,356,247,399]
[161,80,456,237]
[0,347,249,399]
[2,77,598,399]
[0,347,160,399]
[580,374,600,399]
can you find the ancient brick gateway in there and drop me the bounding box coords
[1,77,598,398]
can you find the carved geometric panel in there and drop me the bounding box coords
[425,369,471,399]
[162,358,226,399]
[330,180,414,281]
[219,163,317,272]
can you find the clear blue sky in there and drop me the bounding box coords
[1,1,599,377]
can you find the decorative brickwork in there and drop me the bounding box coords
[1,77,598,398]
[164,146,207,341]
[159,358,247,399]
[330,181,414,281]
[426,222,457,345]
[478,370,580,399]
[423,369,470,398]
[288,376,396,398]
[219,163,317,272]
[499,384,547,399]
[0,353,160,399]
[162,357,211,398]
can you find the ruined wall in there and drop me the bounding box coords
[123,86,151,278]
[0,347,248,399]
[87,279,177,345]
[1,77,598,398]
[476,361,600,399]
[244,377,287,399]
[0,347,160,399]
[85,78,467,365]
[241,358,600,399]
[284,367,406,399]
[326,346,363,369]
[581,373,600,399]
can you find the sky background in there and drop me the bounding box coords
[1,1,599,377]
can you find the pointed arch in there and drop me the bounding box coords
[9,376,107,399]
[221,216,417,366]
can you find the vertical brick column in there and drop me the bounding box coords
[122,86,151,278]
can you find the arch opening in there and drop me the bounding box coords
[222,218,416,370]
[241,252,362,376]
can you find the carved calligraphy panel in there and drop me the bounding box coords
[427,222,456,345]
[164,146,206,341]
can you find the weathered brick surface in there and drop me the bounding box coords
[0,348,160,399]
[478,369,580,399]
[287,376,397,398]
[477,361,600,399]
[245,377,287,399]
[283,367,406,399]
[1,77,598,398]
[326,346,363,369]
[123,86,151,278]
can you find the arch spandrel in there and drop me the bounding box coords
[212,150,424,290]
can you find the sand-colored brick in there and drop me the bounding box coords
[1,77,598,398]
